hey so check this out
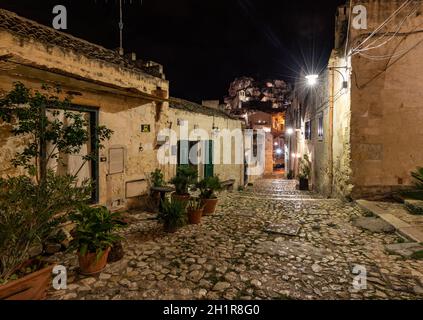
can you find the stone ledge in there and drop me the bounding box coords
[356,200,423,243]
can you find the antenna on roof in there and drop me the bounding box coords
[93,0,143,56]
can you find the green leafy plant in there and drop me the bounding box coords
[411,167,423,190]
[197,175,222,199]
[0,173,91,281]
[158,198,187,232]
[401,167,423,200]
[299,155,311,180]
[69,206,126,259]
[150,169,165,188]
[170,166,198,195]
[0,82,113,185]
[187,197,205,211]
[0,83,112,282]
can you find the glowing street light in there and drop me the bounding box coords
[305,74,319,86]
[276,148,283,155]
[286,128,294,135]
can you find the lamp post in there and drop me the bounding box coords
[305,74,319,86]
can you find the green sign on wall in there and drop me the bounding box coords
[141,124,151,133]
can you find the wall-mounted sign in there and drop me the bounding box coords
[141,124,151,133]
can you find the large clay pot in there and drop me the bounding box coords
[0,262,53,300]
[78,247,111,276]
[188,209,203,225]
[201,198,218,215]
[171,193,191,206]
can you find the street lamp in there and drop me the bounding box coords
[305,74,319,86]
[286,128,294,135]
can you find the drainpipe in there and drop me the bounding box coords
[328,64,335,196]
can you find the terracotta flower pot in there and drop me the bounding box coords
[0,262,53,300]
[171,193,191,208]
[78,247,111,276]
[188,209,203,224]
[201,198,218,215]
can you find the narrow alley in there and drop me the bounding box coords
[48,179,423,300]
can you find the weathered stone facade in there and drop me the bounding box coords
[287,0,423,200]
[0,9,245,209]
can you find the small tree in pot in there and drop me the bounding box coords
[197,175,222,215]
[298,155,311,191]
[170,166,198,203]
[69,206,125,275]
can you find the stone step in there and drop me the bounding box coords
[356,200,423,243]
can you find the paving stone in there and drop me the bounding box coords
[213,282,231,292]
[353,217,395,233]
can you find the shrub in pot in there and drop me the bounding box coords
[298,155,311,191]
[170,166,198,203]
[197,176,222,215]
[69,206,125,275]
[0,82,113,298]
[187,198,205,225]
[158,198,187,233]
[0,174,91,300]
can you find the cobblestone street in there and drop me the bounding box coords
[49,179,423,300]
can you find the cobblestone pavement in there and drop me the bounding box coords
[48,179,423,300]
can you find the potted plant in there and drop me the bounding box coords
[151,169,165,188]
[150,169,166,210]
[197,175,222,215]
[69,206,125,275]
[0,174,91,300]
[170,166,198,203]
[158,198,187,233]
[0,83,112,299]
[400,167,423,200]
[187,198,205,225]
[298,155,311,191]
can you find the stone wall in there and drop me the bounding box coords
[348,0,423,198]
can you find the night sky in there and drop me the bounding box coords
[0,0,345,102]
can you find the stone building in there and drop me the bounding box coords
[0,9,245,210]
[166,98,245,189]
[286,0,423,200]
[0,9,170,210]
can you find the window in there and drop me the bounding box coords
[305,120,312,140]
[318,115,324,141]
